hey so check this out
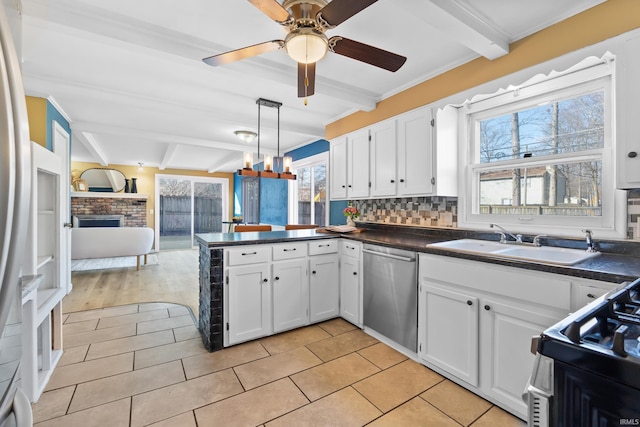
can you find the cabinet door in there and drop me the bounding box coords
[398,107,433,196]
[227,264,271,345]
[347,129,370,198]
[420,284,479,386]
[617,31,640,188]
[370,120,397,197]
[330,136,348,199]
[339,255,361,326]
[309,254,339,323]
[479,298,564,419]
[272,259,309,333]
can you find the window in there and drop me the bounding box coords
[459,57,626,238]
[288,153,329,227]
[242,177,260,224]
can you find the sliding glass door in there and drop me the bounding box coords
[157,175,228,250]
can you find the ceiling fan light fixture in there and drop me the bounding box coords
[234,130,257,143]
[285,28,328,64]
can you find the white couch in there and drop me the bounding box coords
[71,227,154,270]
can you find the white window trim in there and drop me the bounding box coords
[288,152,329,225]
[458,54,627,239]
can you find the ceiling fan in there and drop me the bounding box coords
[202,0,407,101]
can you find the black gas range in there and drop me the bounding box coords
[525,278,640,427]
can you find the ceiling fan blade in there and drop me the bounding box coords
[329,36,406,72]
[203,40,284,66]
[316,0,378,28]
[248,0,293,24]
[298,62,316,98]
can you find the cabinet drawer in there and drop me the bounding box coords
[340,240,361,258]
[572,284,611,311]
[309,239,338,255]
[272,242,308,260]
[226,246,270,266]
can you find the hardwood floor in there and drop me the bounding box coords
[65,249,200,317]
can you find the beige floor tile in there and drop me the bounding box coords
[45,353,133,391]
[259,325,331,355]
[57,345,88,366]
[267,386,382,427]
[182,340,269,379]
[96,308,168,329]
[63,319,98,335]
[421,379,492,426]
[64,305,139,323]
[173,325,200,342]
[148,412,197,427]
[470,406,526,427]
[136,315,194,335]
[368,397,460,427]
[69,360,186,413]
[353,359,444,413]
[134,337,208,370]
[317,317,357,336]
[85,329,175,360]
[138,302,181,312]
[34,398,130,427]
[358,342,408,370]
[234,346,322,390]
[31,386,75,424]
[306,329,378,362]
[195,378,309,427]
[291,352,380,401]
[64,323,137,348]
[131,369,243,427]
[169,306,191,317]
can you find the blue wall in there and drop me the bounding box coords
[46,101,71,151]
[234,139,349,225]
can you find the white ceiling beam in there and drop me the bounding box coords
[207,152,242,174]
[23,0,378,112]
[159,144,179,171]
[71,121,279,156]
[73,130,109,166]
[415,0,510,60]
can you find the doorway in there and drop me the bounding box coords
[156,175,228,250]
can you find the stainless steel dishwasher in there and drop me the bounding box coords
[363,243,418,352]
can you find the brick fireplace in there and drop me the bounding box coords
[71,194,148,227]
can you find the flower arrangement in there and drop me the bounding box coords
[343,205,360,219]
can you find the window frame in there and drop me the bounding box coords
[458,58,627,239]
[287,152,329,226]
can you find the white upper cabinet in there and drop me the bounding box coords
[370,119,397,197]
[397,107,434,196]
[616,30,640,189]
[330,128,370,200]
[330,104,456,200]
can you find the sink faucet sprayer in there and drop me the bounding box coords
[490,223,523,244]
[582,229,597,253]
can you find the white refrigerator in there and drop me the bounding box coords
[0,1,34,425]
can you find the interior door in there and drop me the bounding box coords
[52,121,71,293]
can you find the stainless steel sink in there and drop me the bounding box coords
[427,239,600,266]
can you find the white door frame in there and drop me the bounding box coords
[52,121,71,294]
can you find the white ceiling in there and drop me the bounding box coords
[20,0,605,173]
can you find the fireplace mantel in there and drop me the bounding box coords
[71,192,148,199]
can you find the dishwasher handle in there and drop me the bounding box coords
[363,248,416,263]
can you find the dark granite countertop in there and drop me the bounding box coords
[197,224,640,284]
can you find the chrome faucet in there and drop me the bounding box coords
[581,229,597,252]
[490,223,523,244]
[532,235,548,247]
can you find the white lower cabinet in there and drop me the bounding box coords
[309,254,340,323]
[273,259,309,333]
[339,240,363,327]
[227,263,271,345]
[418,253,571,419]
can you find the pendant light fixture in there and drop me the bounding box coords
[237,98,296,180]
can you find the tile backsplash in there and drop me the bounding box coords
[353,197,458,228]
[353,191,640,240]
